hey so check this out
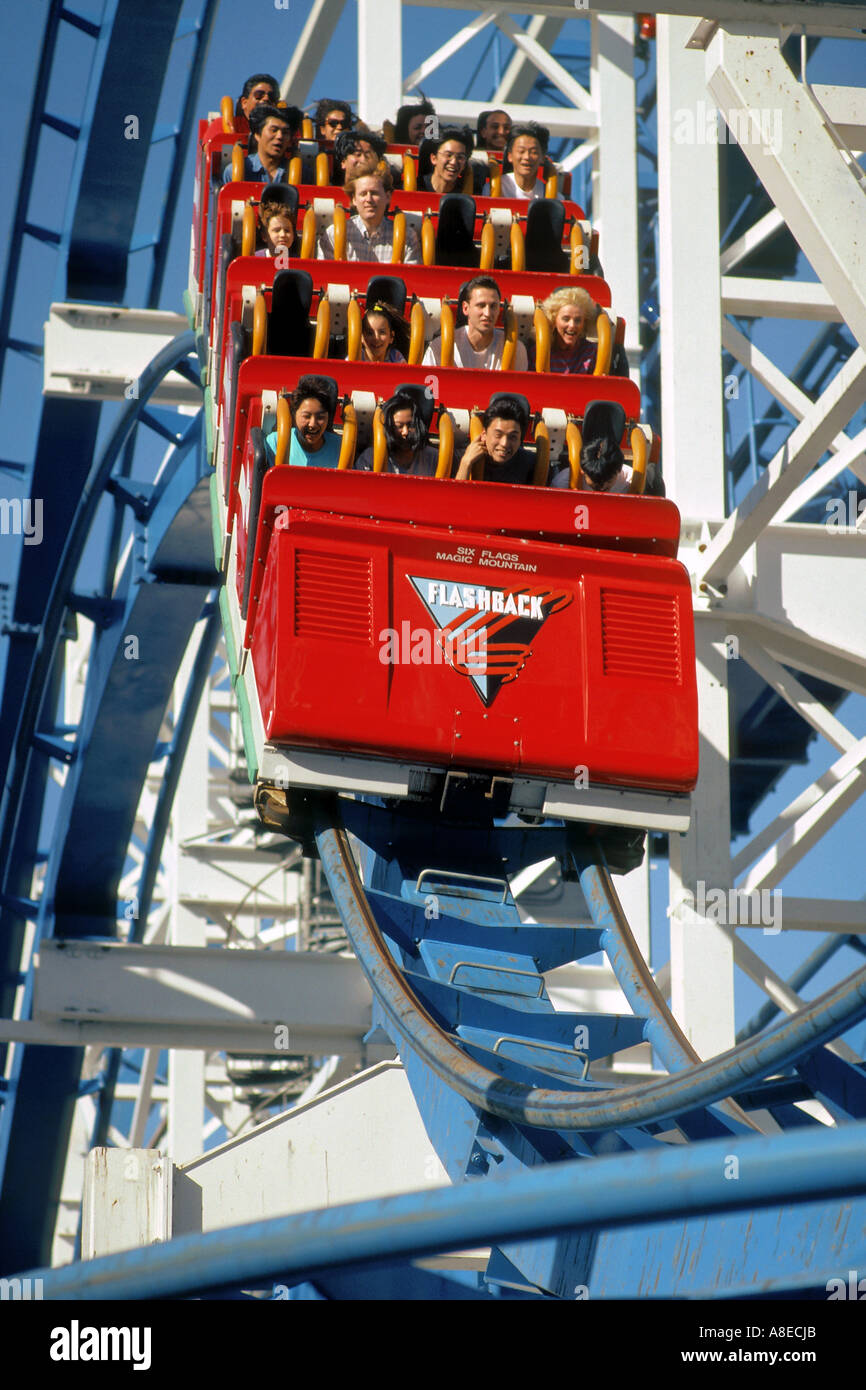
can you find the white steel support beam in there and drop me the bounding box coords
[722,929,861,1065]
[175,1063,450,1234]
[737,737,866,893]
[494,12,593,112]
[706,27,866,352]
[401,1,866,28]
[720,208,785,273]
[424,98,596,138]
[749,617,866,696]
[735,636,858,757]
[358,0,403,129]
[168,637,208,1164]
[699,350,866,585]
[668,625,736,1056]
[658,16,733,1055]
[403,13,497,95]
[775,432,866,522]
[493,17,566,106]
[721,277,840,320]
[749,525,866,666]
[281,0,349,107]
[31,940,372,1045]
[748,898,866,935]
[657,17,725,513]
[720,324,866,507]
[592,13,640,365]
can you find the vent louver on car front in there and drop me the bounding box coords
[600,589,681,681]
[294,550,373,643]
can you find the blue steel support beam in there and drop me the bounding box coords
[66,0,183,300]
[0,474,214,1271]
[14,1120,866,1301]
[0,333,209,1269]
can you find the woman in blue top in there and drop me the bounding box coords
[265,376,342,468]
[528,287,598,374]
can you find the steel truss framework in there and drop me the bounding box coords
[1,0,866,1293]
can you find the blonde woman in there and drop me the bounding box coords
[529,286,598,374]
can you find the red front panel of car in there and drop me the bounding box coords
[248,492,698,793]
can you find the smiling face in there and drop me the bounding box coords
[407,112,428,144]
[462,287,500,338]
[553,304,586,351]
[353,175,388,228]
[258,118,293,163]
[241,83,278,119]
[362,312,394,360]
[342,142,378,181]
[295,397,329,450]
[483,417,522,465]
[432,140,468,190]
[482,110,511,150]
[510,134,542,182]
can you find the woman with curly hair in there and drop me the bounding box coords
[528,286,599,375]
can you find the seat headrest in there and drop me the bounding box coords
[260,182,299,221]
[525,198,566,273]
[583,399,627,448]
[394,382,436,430]
[487,391,531,437]
[294,374,339,423]
[365,275,407,317]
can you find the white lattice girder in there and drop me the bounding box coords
[706,27,866,352]
[736,636,858,757]
[721,277,840,320]
[494,17,565,105]
[281,0,349,106]
[403,12,497,92]
[403,0,866,31]
[698,350,866,584]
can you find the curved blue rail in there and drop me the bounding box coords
[316,823,866,1132]
[16,1119,866,1300]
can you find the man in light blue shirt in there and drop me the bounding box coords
[265,376,342,468]
[223,104,302,185]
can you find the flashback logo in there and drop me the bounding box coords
[407,576,572,706]
[49,1320,152,1371]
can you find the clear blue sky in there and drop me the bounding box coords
[0,3,863,1041]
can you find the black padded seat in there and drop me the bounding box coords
[365,276,407,317]
[609,342,630,379]
[487,391,531,436]
[394,382,436,431]
[525,199,567,274]
[259,182,299,221]
[582,399,627,449]
[269,268,314,356]
[435,194,477,269]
